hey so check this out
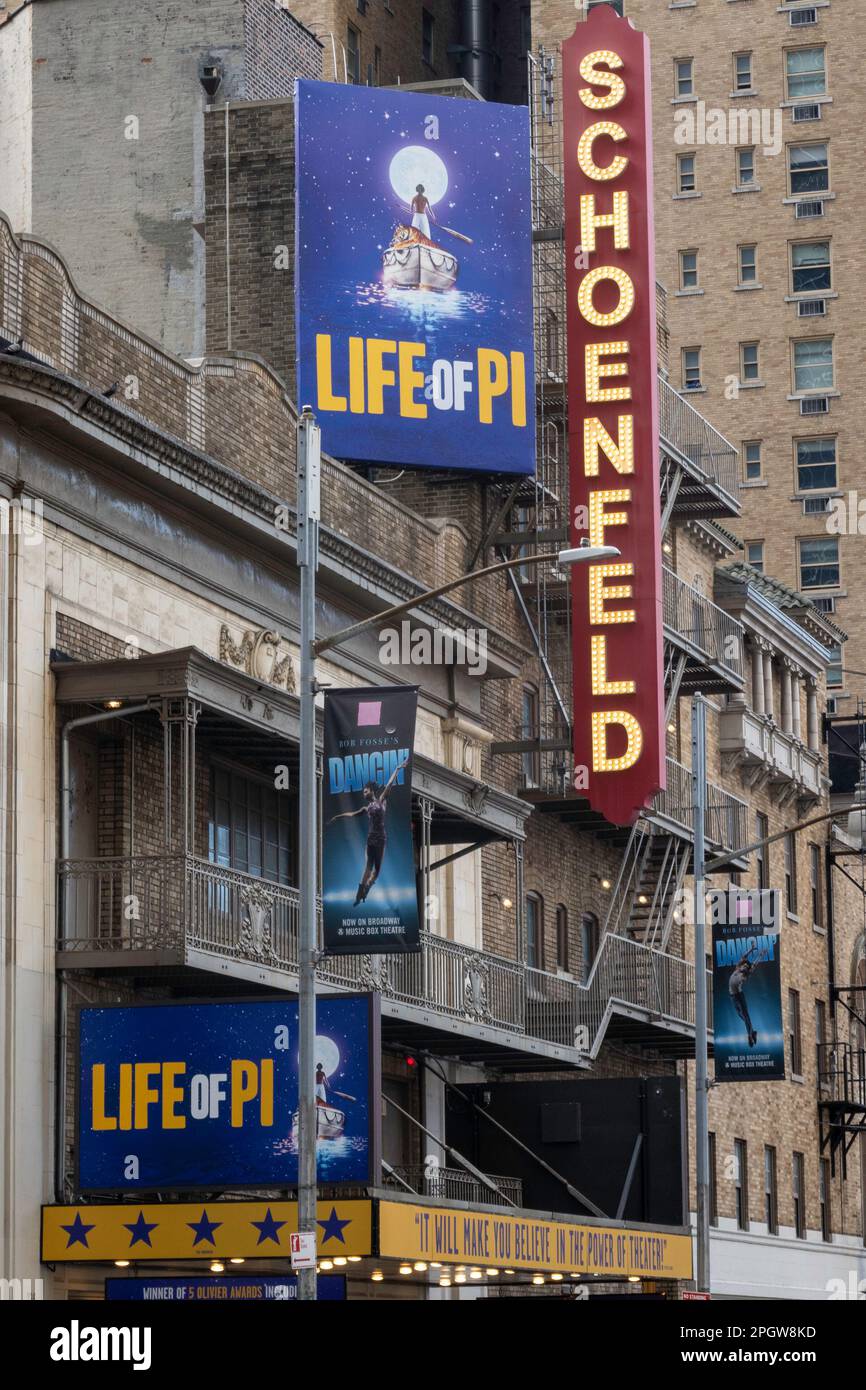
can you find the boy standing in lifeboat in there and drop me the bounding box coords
[409,184,436,240]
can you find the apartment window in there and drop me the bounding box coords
[815,998,828,1088]
[734,1140,749,1230]
[525,892,544,970]
[789,988,803,1074]
[679,249,698,289]
[709,1132,719,1227]
[755,812,769,890]
[675,58,694,98]
[799,534,839,588]
[581,912,600,984]
[736,147,756,187]
[819,1158,832,1241]
[738,244,757,285]
[826,643,844,689]
[556,904,569,972]
[791,240,831,293]
[743,441,762,481]
[793,1152,807,1238]
[810,843,824,927]
[422,8,434,66]
[796,436,837,490]
[784,832,797,914]
[786,47,826,99]
[764,1146,779,1234]
[347,24,361,84]
[682,347,702,389]
[746,541,764,572]
[793,337,833,392]
[677,154,696,194]
[788,142,829,195]
[734,52,753,92]
[740,342,760,383]
[209,766,294,886]
[588,0,624,14]
[521,685,540,787]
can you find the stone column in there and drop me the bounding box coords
[807,677,820,750]
[752,641,765,715]
[781,661,793,735]
[791,669,803,741]
[763,648,774,722]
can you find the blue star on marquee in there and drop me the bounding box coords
[251,1208,286,1246]
[317,1207,351,1245]
[187,1210,223,1246]
[123,1211,159,1248]
[61,1212,96,1249]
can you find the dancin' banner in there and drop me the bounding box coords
[294,80,535,474]
[710,890,784,1083]
[322,685,420,955]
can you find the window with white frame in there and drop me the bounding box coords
[743,440,762,481]
[740,342,760,382]
[675,58,694,98]
[679,249,698,289]
[677,153,696,193]
[738,244,757,284]
[791,240,831,293]
[793,337,833,392]
[796,436,837,490]
[799,535,839,589]
[736,147,756,186]
[788,142,829,195]
[682,347,702,389]
[734,52,753,92]
[786,47,826,100]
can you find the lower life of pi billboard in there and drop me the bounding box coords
[76,996,380,1191]
[294,79,536,475]
[322,684,421,955]
[105,1276,346,1302]
[710,889,785,1083]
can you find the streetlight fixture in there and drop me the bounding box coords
[294,408,619,1300]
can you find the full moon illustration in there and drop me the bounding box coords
[313,1035,341,1076]
[389,145,449,206]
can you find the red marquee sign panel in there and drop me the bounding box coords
[563,8,665,826]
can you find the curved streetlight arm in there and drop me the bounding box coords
[312,545,619,657]
[705,802,866,874]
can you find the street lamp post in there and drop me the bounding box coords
[293,407,618,1300]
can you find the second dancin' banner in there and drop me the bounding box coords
[322,685,420,955]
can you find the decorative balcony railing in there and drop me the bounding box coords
[658,376,740,509]
[719,706,823,801]
[663,566,745,687]
[58,855,710,1058]
[384,1165,524,1209]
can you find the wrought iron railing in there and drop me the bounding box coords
[663,566,744,684]
[384,1165,523,1209]
[58,854,710,1056]
[818,1043,866,1108]
[653,758,748,853]
[658,376,740,507]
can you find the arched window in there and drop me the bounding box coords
[581,912,600,983]
[556,904,569,972]
[525,892,544,970]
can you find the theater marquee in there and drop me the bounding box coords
[564,9,665,826]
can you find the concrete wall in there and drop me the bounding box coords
[0,2,32,232]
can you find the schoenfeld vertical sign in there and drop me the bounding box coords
[322,685,420,954]
[563,9,665,826]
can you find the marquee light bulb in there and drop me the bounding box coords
[592,711,643,773]
[585,342,632,403]
[589,563,636,626]
[577,121,629,182]
[578,266,636,329]
[580,192,630,253]
[579,50,626,110]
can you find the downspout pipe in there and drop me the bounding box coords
[460,0,494,99]
[55,701,152,1202]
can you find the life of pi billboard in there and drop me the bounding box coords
[294,79,535,475]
